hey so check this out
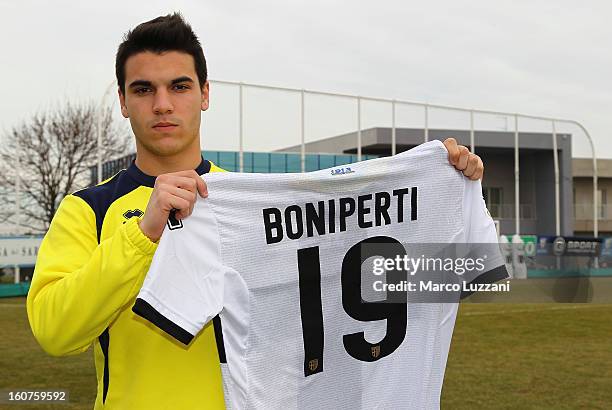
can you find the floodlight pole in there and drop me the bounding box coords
[424,104,429,143]
[301,89,305,172]
[391,100,397,156]
[470,110,475,153]
[357,97,362,161]
[552,121,561,236]
[15,149,21,235]
[239,82,244,172]
[514,115,520,235]
[97,81,116,184]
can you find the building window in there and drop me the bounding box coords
[598,189,607,219]
[483,187,503,218]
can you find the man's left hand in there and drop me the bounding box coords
[443,138,484,180]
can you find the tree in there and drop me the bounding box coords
[0,101,131,234]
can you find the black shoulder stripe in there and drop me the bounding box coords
[213,315,227,363]
[99,328,110,404]
[132,298,194,345]
[73,170,141,243]
[460,265,510,300]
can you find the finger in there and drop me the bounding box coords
[175,208,190,220]
[156,174,195,191]
[168,171,207,198]
[196,176,208,198]
[456,146,469,170]
[167,197,190,218]
[464,154,479,177]
[181,200,196,220]
[471,156,484,180]
[160,184,197,204]
[169,169,203,178]
[443,138,459,165]
[158,176,199,198]
[174,175,198,193]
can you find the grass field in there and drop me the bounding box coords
[1,297,611,409]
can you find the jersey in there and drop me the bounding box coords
[133,140,509,409]
[26,158,227,410]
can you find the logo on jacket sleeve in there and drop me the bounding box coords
[123,209,144,224]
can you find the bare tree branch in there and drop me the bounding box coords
[0,101,130,234]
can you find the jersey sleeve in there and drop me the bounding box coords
[460,178,509,298]
[132,197,225,345]
[27,194,158,356]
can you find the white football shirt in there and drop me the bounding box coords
[133,140,508,410]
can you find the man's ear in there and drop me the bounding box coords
[118,88,129,118]
[201,80,210,111]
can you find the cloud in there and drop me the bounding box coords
[0,0,610,158]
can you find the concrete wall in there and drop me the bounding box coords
[574,177,612,235]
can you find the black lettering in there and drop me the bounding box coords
[263,208,283,244]
[411,186,417,221]
[357,194,373,228]
[392,188,409,223]
[306,201,326,237]
[374,192,391,226]
[341,236,408,362]
[339,197,356,232]
[285,205,304,240]
[328,199,336,234]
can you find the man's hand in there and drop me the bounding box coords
[443,137,484,180]
[138,170,208,242]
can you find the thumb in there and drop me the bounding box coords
[196,177,208,198]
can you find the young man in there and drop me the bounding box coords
[27,13,484,410]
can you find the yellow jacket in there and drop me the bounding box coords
[27,159,227,409]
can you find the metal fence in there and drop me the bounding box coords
[5,81,602,239]
[180,80,597,237]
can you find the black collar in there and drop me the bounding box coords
[126,157,211,188]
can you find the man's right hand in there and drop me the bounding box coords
[138,170,208,243]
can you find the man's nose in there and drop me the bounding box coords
[152,89,174,115]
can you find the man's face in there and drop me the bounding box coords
[119,51,209,157]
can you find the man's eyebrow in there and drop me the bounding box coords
[128,80,152,89]
[127,77,194,89]
[171,76,194,85]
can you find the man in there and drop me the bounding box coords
[27,13,484,410]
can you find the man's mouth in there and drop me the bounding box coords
[153,122,178,130]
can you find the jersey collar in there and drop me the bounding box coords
[126,157,211,188]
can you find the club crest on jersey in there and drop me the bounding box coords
[371,345,381,359]
[308,359,319,372]
[167,210,183,230]
[123,209,144,220]
[330,166,354,176]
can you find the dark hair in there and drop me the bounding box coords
[115,13,207,94]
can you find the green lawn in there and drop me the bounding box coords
[1,297,611,409]
[443,303,612,409]
[0,297,96,410]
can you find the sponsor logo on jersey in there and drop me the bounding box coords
[330,166,354,176]
[371,345,381,359]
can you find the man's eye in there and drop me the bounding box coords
[135,88,151,94]
[173,84,190,91]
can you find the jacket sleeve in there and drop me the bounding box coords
[26,194,158,356]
